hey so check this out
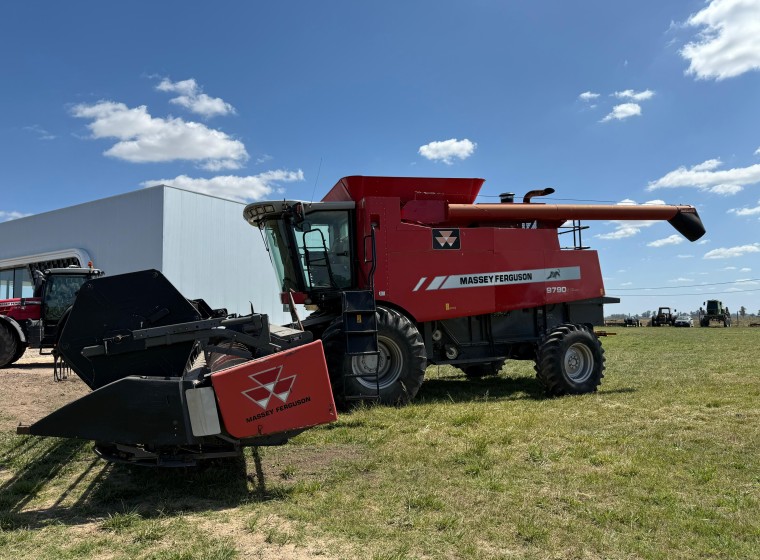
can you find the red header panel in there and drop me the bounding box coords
[211,341,337,439]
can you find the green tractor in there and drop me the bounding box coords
[699,300,731,327]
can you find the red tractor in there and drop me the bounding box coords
[0,265,104,368]
[244,176,705,405]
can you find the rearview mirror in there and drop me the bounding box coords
[297,220,313,233]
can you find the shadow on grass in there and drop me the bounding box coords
[417,376,637,404]
[418,375,545,403]
[0,436,287,531]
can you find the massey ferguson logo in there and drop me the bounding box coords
[242,366,296,410]
[433,228,461,250]
[412,266,581,291]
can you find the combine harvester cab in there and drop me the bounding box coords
[245,176,706,406]
[17,270,337,466]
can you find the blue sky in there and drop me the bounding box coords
[1,0,759,316]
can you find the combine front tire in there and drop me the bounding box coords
[535,324,605,396]
[0,323,19,368]
[324,307,427,406]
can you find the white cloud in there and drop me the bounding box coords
[648,234,685,247]
[601,103,642,122]
[0,210,31,222]
[613,89,655,101]
[418,138,476,164]
[647,157,760,194]
[24,124,55,140]
[711,184,744,195]
[669,277,694,282]
[677,254,695,258]
[579,91,600,101]
[596,225,641,240]
[157,78,235,118]
[756,147,760,155]
[728,200,760,216]
[691,158,722,172]
[595,199,667,240]
[722,266,738,270]
[141,170,304,203]
[703,243,760,259]
[681,0,760,80]
[72,101,248,170]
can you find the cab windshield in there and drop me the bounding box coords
[263,210,353,292]
[43,274,90,321]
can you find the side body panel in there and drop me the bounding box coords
[0,298,42,322]
[353,197,605,323]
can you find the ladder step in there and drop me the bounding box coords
[340,290,380,401]
[341,290,376,312]
[346,337,378,355]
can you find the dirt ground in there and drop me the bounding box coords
[0,351,88,431]
[0,352,351,559]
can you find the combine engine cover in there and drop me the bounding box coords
[17,270,336,466]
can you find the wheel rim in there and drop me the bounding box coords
[563,342,594,383]
[351,336,403,390]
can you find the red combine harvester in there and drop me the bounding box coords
[17,175,704,466]
[245,176,705,405]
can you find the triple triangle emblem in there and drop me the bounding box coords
[241,365,296,410]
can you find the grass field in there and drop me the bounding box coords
[1,327,758,559]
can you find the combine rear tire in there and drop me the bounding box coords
[324,307,426,406]
[535,324,605,396]
[0,323,19,368]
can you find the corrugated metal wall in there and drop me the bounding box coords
[0,186,289,323]
[0,188,164,275]
[160,187,287,322]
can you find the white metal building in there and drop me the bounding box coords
[0,185,290,323]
